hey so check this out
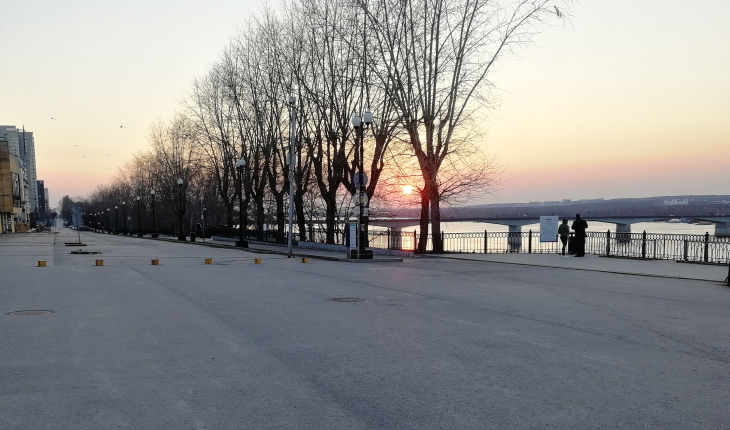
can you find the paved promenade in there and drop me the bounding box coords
[164,233,730,283]
[2,229,729,429]
[431,252,729,283]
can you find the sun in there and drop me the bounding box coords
[403,185,414,195]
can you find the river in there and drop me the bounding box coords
[393,220,718,236]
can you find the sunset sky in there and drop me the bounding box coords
[2,0,728,207]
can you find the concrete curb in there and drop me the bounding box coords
[136,234,403,263]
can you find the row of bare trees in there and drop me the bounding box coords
[82,0,567,252]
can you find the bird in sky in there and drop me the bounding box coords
[120,125,127,129]
[73,144,78,147]
[51,117,58,121]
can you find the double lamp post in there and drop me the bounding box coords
[349,108,373,259]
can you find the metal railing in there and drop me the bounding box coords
[589,231,730,264]
[377,229,730,265]
[288,226,730,265]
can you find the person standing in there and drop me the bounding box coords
[558,218,570,258]
[571,214,588,257]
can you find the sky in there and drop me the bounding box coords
[1,0,729,207]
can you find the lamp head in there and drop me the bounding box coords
[136,196,140,201]
[115,206,118,209]
[287,96,296,106]
[235,159,246,168]
[351,114,362,128]
[177,178,183,185]
[150,189,155,195]
[363,109,373,125]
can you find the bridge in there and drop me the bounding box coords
[368,215,730,237]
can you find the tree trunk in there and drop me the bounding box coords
[418,192,429,253]
[226,205,234,228]
[325,195,337,245]
[275,192,285,243]
[241,197,249,236]
[255,196,265,240]
[295,193,307,242]
[430,187,443,253]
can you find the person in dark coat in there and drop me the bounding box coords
[571,213,588,257]
[558,218,570,257]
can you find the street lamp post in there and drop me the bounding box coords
[115,205,119,234]
[287,96,296,258]
[150,189,158,238]
[235,159,248,247]
[202,207,207,243]
[107,208,110,234]
[122,201,126,235]
[77,212,83,243]
[177,178,185,241]
[136,196,142,237]
[349,109,374,259]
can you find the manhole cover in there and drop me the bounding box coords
[7,310,54,316]
[330,298,364,303]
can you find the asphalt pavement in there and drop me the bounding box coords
[1,229,729,429]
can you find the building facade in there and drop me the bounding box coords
[1,140,26,232]
[18,130,38,214]
[0,125,20,155]
[0,126,40,214]
[37,180,46,217]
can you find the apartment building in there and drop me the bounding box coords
[0,139,26,232]
[0,125,40,215]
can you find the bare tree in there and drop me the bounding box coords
[147,117,202,237]
[183,58,240,227]
[364,0,565,252]
[81,0,566,250]
[290,0,364,243]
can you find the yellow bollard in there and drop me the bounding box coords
[301,257,309,263]
[254,258,262,264]
[95,260,104,266]
[151,259,159,265]
[204,258,213,265]
[38,261,47,267]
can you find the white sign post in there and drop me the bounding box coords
[540,216,559,243]
[348,222,357,249]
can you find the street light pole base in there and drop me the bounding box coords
[137,233,143,237]
[236,240,249,248]
[348,249,374,259]
[151,233,159,238]
[178,235,186,241]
